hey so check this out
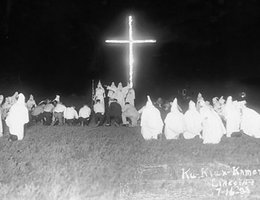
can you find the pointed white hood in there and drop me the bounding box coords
[97,80,103,88]
[17,93,26,105]
[188,100,196,110]
[118,82,123,90]
[171,98,178,112]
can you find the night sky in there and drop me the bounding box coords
[0,0,260,104]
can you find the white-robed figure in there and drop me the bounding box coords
[125,87,135,106]
[26,94,37,111]
[240,101,260,138]
[107,82,117,105]
[183,100,202,139]
[164,98,186,139]
[199,99,226,144]
[53,95,60,103]
[223,96,241,137]
[94,80,105,104]
[141,96,164,140]
[6,93,29,140]
[109,82,130,109]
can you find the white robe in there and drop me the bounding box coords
[6,93,29,140]
[164,99,185,139]
[107,82,116,99]
[141,101,163,140]
[183,101,202,139]
[113,83,130,109]
[223,97,241,137]
[125,88,135,106]
[95,87,105,104]
[64,107,79,120]
[200,105,226,144]
[240,106,260,138]
[79,106,91,119]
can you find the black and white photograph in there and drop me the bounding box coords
[0,0,260,199]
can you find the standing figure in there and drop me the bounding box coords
[107,82,117,105]
[94,81,105,105]
[93,99,105,126]
[125,87,135,106]
[140,96,164,140]
[5,93,29,141]
[114,82,130,109]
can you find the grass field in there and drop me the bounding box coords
[1,124,260,200]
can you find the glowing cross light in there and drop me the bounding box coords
[106,16,156,88]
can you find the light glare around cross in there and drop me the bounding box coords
[105,16,156,88]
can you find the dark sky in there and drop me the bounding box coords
[0,0,260,102]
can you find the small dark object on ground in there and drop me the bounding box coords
[8,134,18,142]
[231,132,242,137]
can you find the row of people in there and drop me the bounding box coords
[140,93,260,144]
[31,98,140,128]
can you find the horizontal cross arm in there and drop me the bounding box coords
[133,40,156,43]
[105,40,130,43]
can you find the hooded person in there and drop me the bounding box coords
[141,96,164,140]
[125,84,135,106]
[5,93,29,140]
[240,101,260,138]
[53,95,60,103]
[196,93,204,111]
[107,82,117,105]
[26,94,37,111]
[94,80,105,104]
[164,98,186,139]
[199,99,226,144]
[183,100,202,139]
[122,102,140,127]
[223,96,241,137]
[114,82,130,109]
